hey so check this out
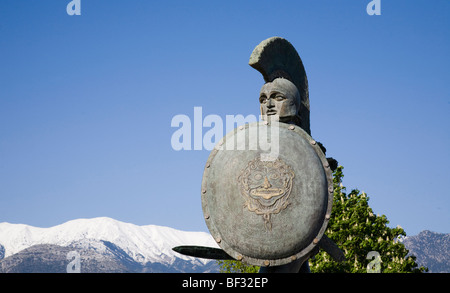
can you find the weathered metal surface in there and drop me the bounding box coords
[249,37,310,135]
[201,121,333,267]
[318,235,346,263]
[172,246,233,260]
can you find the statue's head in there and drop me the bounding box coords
[259,78,301,125]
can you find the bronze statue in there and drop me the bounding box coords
[259,78,302,125]
[173,37,343,273]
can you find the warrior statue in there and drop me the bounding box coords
[250,37,339,272]
[173,37,343,273]
[249,36,310,134]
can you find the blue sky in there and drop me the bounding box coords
[0,1,449,236]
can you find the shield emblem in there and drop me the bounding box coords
[201,121,333,267]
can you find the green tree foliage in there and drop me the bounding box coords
[217,259,259,273]
[218,166,427,273]
[309,166,427,273]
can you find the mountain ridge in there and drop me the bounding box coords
[402,230,449,273]
[0,217,448,273]
[0,217,220,273]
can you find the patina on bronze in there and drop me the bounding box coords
[172,246,232,260]
[238,155,295,231]
[249,36,310,135]
[201,121,333,267]
[173,37,344,272]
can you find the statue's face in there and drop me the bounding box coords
[259,78,300,122]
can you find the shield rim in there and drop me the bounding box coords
[201,121,333,267]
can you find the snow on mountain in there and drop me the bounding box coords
[0,217,219,266]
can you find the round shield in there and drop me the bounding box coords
[201,121,333,267]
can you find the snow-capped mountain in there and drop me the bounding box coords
[0,217,220,273]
